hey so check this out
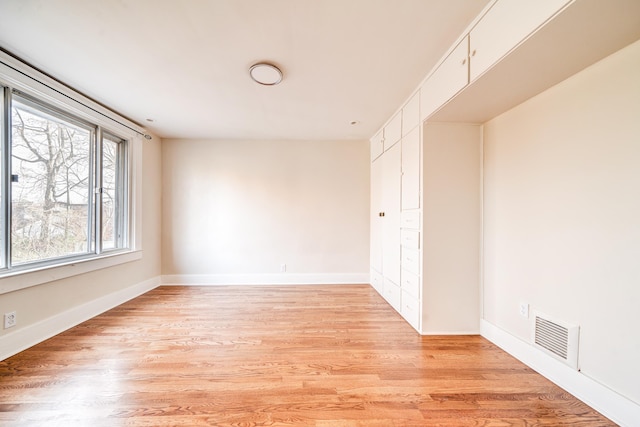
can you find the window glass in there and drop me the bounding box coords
[101,134,124,251]
[11,97,93,264]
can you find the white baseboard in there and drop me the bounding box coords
[161,273,370,286]
[421,330,480,335]
[481,319,640,427]
[0,276,160,361]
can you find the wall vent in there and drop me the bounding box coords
[532,312,580,369]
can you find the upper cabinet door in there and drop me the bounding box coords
[383,111,402,151]
[402,91,420,136]
[401,126,420,211]
[469,0,571,82]
[420,36,469,122]
[370,129,384,162]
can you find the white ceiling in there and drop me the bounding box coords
[0,0,490,140]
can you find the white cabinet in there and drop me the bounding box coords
[371,123,481,335]
[370,0,634,336]
[380,143,401,286]
[384,111,402,151]
[400,210,420,229]
[400,229,420,250]
[401,247,420,277]
[370,157,383,273]
[401,290,420,331]
[370,129,384,162]
[401,125,420,210]
[370,269,383,295]
[400,209,421,331]
[370,140,401,289]
[420,36,469,122]
[402,91,420,136]
[383,278,402,312]
[418,0,571,122]
[469,0,570,81]
[400,270,420,299]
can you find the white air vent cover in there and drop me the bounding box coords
[532,312,580,369]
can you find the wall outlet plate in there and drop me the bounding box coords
[4,311,17,329]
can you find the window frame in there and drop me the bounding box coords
[98,131,129,254]
[0,50,144,295]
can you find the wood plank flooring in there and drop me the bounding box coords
[0,285,615,426]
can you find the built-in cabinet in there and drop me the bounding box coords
[371,120,480,334]
[400,126,420,211]
[370,134,401,303]
[419,0,571,123]
[420,36,469,122]
[371,90,423,331]
[468,0,570,82]
[370,129,384,162]
[370,0,581,334]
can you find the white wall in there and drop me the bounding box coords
[161,139,370,283]
[483,40,640,405]
[422,123,481,333]
[0,136,162,349]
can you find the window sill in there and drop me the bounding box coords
[0,250,143,295]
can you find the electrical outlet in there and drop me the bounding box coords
[4,311,17,329]
[280,264,286,273]
[518,303,529,318]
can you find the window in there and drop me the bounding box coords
[0,87,131,273]
[100,133,127,251]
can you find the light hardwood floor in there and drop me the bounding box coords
[0,285,615,426]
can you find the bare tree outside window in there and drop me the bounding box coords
[102,135,121,250]
[0,78,130,275]
[11,99,92,264]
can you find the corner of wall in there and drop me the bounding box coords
[0,276,160,361]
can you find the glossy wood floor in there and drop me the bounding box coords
[0,285,615,426]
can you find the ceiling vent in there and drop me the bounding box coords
[532,311,580,370]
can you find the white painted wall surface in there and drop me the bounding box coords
[422,123,481,334]
[0,136,162,340]
[483,40,640,405]
[161,139,370,282]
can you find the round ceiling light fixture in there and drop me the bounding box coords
[249,62,283,86]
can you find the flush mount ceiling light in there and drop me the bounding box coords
[249,62,283,86]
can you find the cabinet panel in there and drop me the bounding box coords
[370,129,384,162]
[401,210,420,229]
[402,247,420,276]
[420,35,469,122]
[401,269,420,299]
[381,143,402,285]
[383,111,402,151]
[401,230,420,250]
[383,278,402,312]
[401,290,420,331]
[401,125,420,210]
[370,158,383,273]
[469,0,570,81]
[402,91,420,136]
[370,269,383,294]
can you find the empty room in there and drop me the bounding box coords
[0,0,639,425]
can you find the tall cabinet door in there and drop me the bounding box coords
[381,142,401,286]
[370,157,383,274]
